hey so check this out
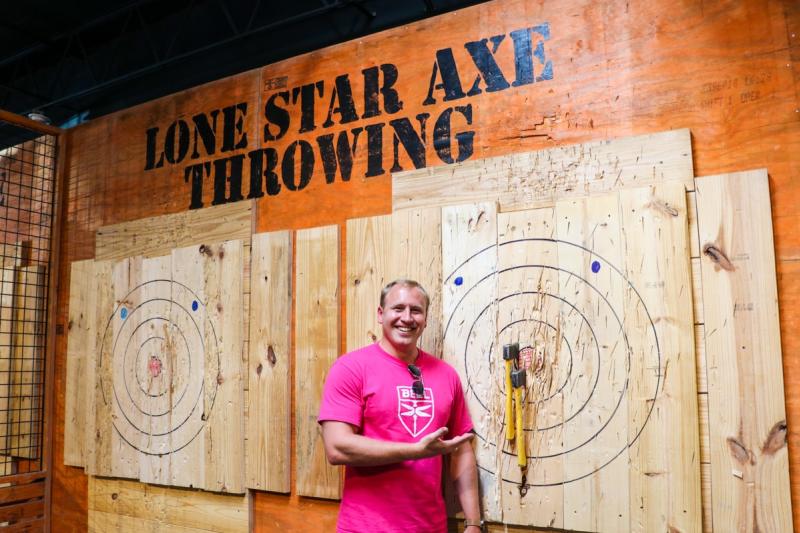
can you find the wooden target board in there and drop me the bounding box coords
[440,185,701,530]
[71,241,245,493]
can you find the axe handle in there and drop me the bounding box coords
[505,359,515,440]
[514,386,526,468]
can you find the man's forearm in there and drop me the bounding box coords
[450,441,481,523]
[324,430,424,466]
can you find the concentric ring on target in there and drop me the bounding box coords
[99,279,220,456]
[443,238,661,486]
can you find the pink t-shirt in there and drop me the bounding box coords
[318,343,473,533]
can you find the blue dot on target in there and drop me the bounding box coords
[591,260,601,273]
[120,308,128,320]
[192,300,199,312]
[454,276,463,286]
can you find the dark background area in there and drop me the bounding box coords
[0,0,487,146]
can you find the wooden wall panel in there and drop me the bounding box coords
[246,231,292,492]
[295,225,340,499]
[53,0,800,530]
[696,170,792,532]
[63,260,93,467]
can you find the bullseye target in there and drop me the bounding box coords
[443,238,661,487]
[99,279,220,457]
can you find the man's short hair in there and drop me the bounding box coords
[379,279,430,312]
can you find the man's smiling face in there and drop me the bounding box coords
[377,284,428,355]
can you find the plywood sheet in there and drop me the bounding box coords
[88,476,248,533]
[95,201,253,261]
[440,203,500,520]
[619,183,701,532]
[246,231,291,492]
[64,260,94,467]
[79,241,245,493]
[696,170,792,532]
[295,225,340,499]
[440,192,701,530]
[393,129,693,212]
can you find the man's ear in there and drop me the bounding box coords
[376,306,384,324]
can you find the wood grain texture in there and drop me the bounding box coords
[52,0,800,529]
[295,225,340,499]
[394,129,693,212]
[696,170,793,532]
[63,260,94,467]
[246,231,291,492]
[88,476,248,533]
[619,183,701,532]
[440,203,500,521]
[95,201,253,261]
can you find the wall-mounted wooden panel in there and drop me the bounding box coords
[696,170,792,532]
[246,231,292,492]
[295,225,340,499]
[54,0,800,530]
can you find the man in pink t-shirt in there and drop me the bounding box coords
[319,279,483,533]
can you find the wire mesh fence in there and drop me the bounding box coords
[0,120,57,476]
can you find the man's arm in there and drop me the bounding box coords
[321,421,474,467]
[450,440,482,531]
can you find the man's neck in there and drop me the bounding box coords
[378,338,419,365]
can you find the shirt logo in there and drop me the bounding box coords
[397,386,434,437]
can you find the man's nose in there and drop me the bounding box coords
[400,308,413,321]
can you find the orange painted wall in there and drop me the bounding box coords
[52,0,800,529]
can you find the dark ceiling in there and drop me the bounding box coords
[0,0,488,130]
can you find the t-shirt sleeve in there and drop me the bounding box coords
[448,370,474,436]
[317,356,364,429]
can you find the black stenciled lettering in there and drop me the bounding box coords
[317,128,363,183]
[184,161,211,209]
[247,148,281,198]
[362,64,404,119]
[264,91,290,141]
[221,103,248,152]
[164,120,190,164]
[144,127,165,170]
[423,48,466,105]
[211,154,245,205]
[464,35,510,96]
[364,123,385,178]
[281,140,314,191]
[191,110,220,159]
[390,113,429,172]
[433,104,474,164]
[292,81,324,133]
[323,74,359,128]
[510,24,553,86]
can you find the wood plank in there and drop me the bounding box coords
[0,515,44,533]
[620,182,701,532]
[95,201,253,261]
[556,193,628,532]
[0,480,44,504]
[495,206,563,528]
[107,256,144,480]
[245,231,291,492]
[393,129,693,212]
[89,476,247,532]
[0,499,44,523]
[440,203,500,521]
[696,169,792,532]
[0,265,18,460]
[692,258,704,324]
[64,260,94,467]
[345,215,390,352]
[6,266,46,459]
[295,225,340,499]
[85,260,114,477]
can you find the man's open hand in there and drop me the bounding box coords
[417,427,474,458]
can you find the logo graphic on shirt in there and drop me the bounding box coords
[397,386,434,437]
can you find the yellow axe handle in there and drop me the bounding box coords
[514,386,526,468]
[505,359,515,440]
